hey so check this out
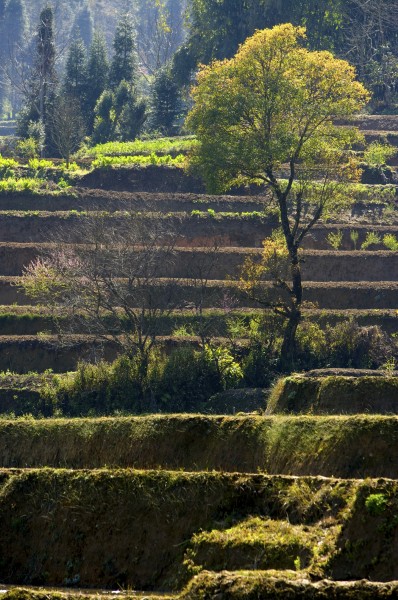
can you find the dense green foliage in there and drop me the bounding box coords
[175,0,398,112]
[188,23,369,368]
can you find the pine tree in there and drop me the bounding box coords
[0,0,8,58]
[4,0,28,55]
[108,14,137,89]
[91,89,114,144]
[36,6,56,135]
[17,6,57,154]
[92,81,147,144]
[84,31,109,133]
[0,0,7,115]
[114,80,147,141]
[64,37,87,102]
[151,66,181,135]
[0,0,28,116]
[72,3,94,49]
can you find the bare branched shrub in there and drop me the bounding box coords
[21,210,182,370]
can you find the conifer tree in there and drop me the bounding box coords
[17,6,57,154]
[0,0,7,115]
[108,14,137,89]
[151,66,180,135]
[91,89,114,143]
[64,37,87,103]
[4,0,28,54]
[92,81,146,144]
[115,80,147,141]
[72,3,94,49]
[0,0,28,116]
[84,31,108,132]
[36,6,56,134]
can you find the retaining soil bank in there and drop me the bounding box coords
[0,308,396,337]
[0,244,397,281]
[5,579,398,600]
[1,471,398,588]
[0,213,397,249]
[3,414,398,479]
[0,189,271,213]
[3,278,398,310]
[267,374,398,415]
[183,571,398,599]
[0,336,119,373]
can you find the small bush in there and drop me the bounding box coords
[0,155,18,178]
[155,345,243,412]
[383,234,398,251]
[16,137,39,159]
[350,230,359,250]
[326,320,392,369]
[365,493,387,516]
[242,342,278,387]
[50,354,150,416]
[28,158,54,171]
[296,322,327,370]
[363,142,396,167]
[361,231,382,250]
[327,230,343,250]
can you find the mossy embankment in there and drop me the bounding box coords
[182,571,398,599]
[0,470,350,589]
[267,374,398,415]
[2,414,398,479]
[5,577,398,600]
[2,590,172,600]
[1,470,398,589]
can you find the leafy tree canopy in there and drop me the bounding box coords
[187,23,370,367]
[187,23,369,194]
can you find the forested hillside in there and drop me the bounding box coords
[0,0,397,128]
[0,0,186,120]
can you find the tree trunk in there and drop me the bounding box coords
[280,252,302,371]
[280,305,301,371]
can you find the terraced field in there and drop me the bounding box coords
[1,116,398,599]
[0,122,397,371]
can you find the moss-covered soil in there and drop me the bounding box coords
[2,414,398,479]
[268,374,398,415]
[0,470,398,592]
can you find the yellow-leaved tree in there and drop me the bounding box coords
[186,23,370,368]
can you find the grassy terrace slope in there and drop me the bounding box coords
[1,469,398,591]
[0,414,398,479]
[268,373,398,415]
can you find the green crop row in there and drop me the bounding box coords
[91,153,186,168]
[0,177,49,193]
[84,136,197,157]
